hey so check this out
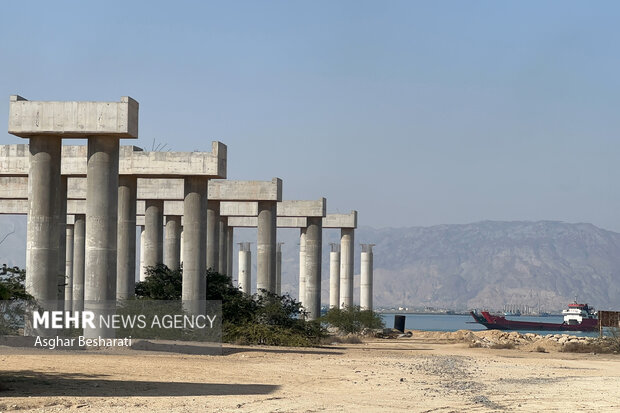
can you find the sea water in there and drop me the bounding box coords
[380,313,600,337]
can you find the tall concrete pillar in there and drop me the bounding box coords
[206,200,220,272]
[339,228,354,309]
[84,137,120,338]
[182,176,208,315]
[329,243,340,309]
[144,199,164,268]
[164,215,182,270]
[304,217,322,320]
[360,244,374,311]
[276,242,284,295]
[180,229,184,266]
[227,226,233,279]
[139,226,146,281]
[57,176,67,308]
[25,136,62,309]
[218,216,228,275]
[298,228,306,305]
[257,201,276,293]
[117,175,137,300]
[238,242,251,294]
[64,224,74,312]
[72,214,85,312]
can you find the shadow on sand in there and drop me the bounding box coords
[0,370,279,397]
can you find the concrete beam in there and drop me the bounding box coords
[227,216,308,228]
[278,199,326,217]
[9,95,138,138]
[220,201,257,216]
[0,142,226,178]
[322,211,357,229]
[208,178,282,201]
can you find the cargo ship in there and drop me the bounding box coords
[470,301,598,332]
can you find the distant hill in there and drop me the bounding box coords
[2,217,619,312]
[344,221,620,312]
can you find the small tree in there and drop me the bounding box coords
[0,265,34,335]
[321,306,384,334]
[135,264,183,300]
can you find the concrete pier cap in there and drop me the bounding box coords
[9,95,139,139]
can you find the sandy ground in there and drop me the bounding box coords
[1,333,619,412]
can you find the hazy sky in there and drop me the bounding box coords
[1,1,619,231]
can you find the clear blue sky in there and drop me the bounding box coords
[2,1,619,230]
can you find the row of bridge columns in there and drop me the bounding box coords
[5,95,373,333]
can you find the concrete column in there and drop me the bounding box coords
[182,176,208,315]
[25,136,62,309]
[276,242,284,295]
[56,176,67,309]
[139,226,146,281]
[339,228,354,309]
[304,217,322,320]
[329,243,340,309]
[64,224,74,312]
[298,228,306,305]
[72,214,85,312]
[257,201,277,293]
[206,200,220,272]
[180,229,184,266]
[84,137,119,338]
[144,199,164,268]
[117,175,137,300]
[238,242,251,294]
[360,244,374,311]
[218,216,228,275]
[164,215,182,269]
[227,226,233,279]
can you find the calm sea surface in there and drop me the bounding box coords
[380,313,600,337]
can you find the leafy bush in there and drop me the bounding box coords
[135,264,183,300]
[0,265,32,301]
[135,265,325,346]
[320,306,384,334]
[0,265,35,335]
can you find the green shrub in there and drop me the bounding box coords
[134,265,326,346]
[135,264,183,300]
[320,306,384,334]
[0,265,35,335]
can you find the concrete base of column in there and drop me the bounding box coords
[164,215,182,270]
[84,137,120,339]
[64,224,74,312]
[238,248,251,294]
[218,217,228,275]
[298,228,306,305]
[139,226,146,281]
[257,201,276,293]
[360,248,373,311]
[227,227,233,279]
[304,217,322,320]
[25,136,62,310]
[339,228,354,309]
[182,177,207,315]
[276,243,283,295]
[329,250,340,308]
[117,176,137,300]
[72,214,85,312]
[144,199,164,268]
[206,201,220,272]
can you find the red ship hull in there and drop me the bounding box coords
[470,311,599,332]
